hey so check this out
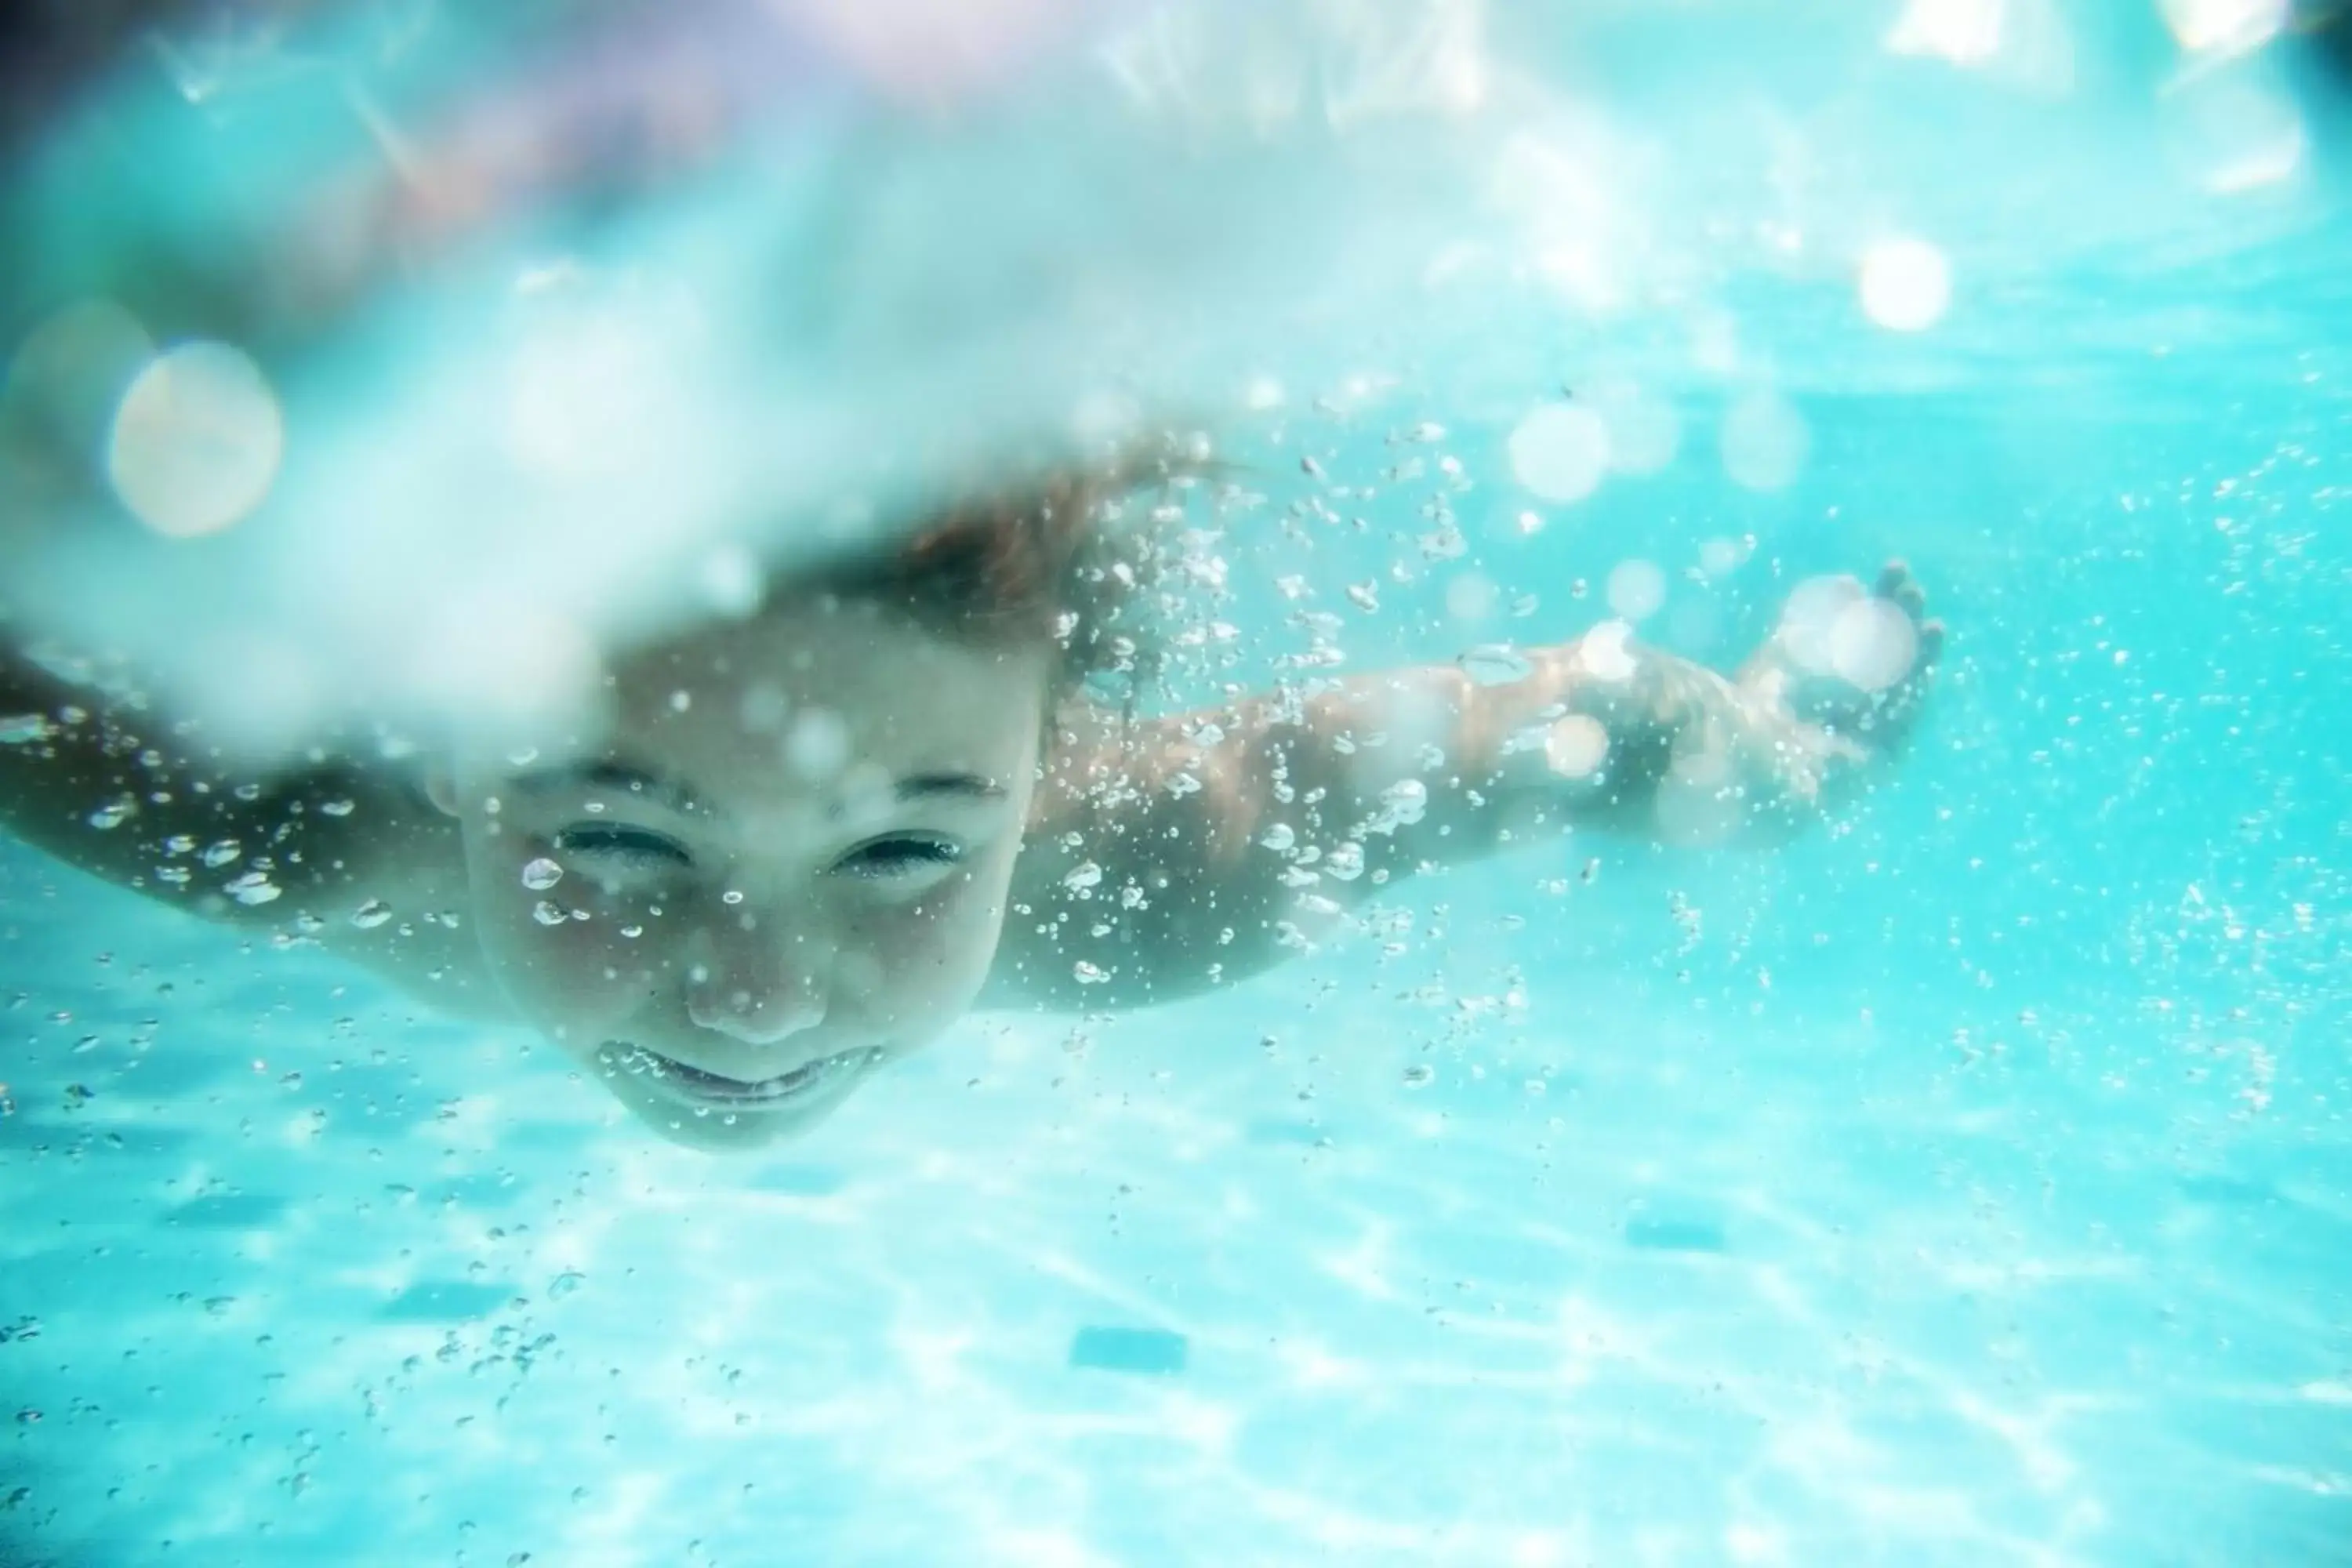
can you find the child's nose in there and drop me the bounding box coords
[686,969,826,1045]
[684,928,829,1046]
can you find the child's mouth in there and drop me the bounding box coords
[597,1041,880,1107]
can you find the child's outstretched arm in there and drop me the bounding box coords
[0,633,466,936]
[993,563,1941,1010]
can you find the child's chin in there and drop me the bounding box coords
[610,1080,855,1152]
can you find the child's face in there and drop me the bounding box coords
[437,598,1052,1152]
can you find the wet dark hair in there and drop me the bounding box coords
[801,452,1192,707]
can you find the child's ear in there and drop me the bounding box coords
[422,762,462,818]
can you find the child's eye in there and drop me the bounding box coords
[833,836,963,880]
[553,825,691,867]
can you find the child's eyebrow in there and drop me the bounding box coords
[510,760,703,815]
[895,773,1006,804]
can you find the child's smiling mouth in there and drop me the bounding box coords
[597,1040,883,1108]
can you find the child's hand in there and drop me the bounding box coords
[1737,561,1944,765]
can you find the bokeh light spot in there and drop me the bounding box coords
[1858,237,1953,332]
[1508,403,1610,503]
[107,343,284,538]
[1606,559,1667,622]
[1720,392,1810,492]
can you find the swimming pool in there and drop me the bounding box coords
[3,2,2349,1564]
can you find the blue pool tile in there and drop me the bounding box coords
[1068,1326,1189,1375]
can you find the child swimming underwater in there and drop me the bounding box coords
[0,468,1942,1152]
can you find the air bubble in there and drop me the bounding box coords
[1402,1063,1435,1087]
[1324,841,1366,880]
[1459,645,1533,686]
[549,1270,586,1300]
[200,839,242,868]
[350,899,393,929]
[1062,862,1104,893]
[532,902,568,926]
[0,715,56,745]
[86,800,134,830]
[1073,960,1109,985]
[224,872,280,906]
[521,858,564,891]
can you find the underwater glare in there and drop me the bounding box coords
[2,0,2349,1564]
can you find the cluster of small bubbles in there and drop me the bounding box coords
[1420,525,1468,564]
[1345,582,1381,613]
[1721,391,1810,492]
[1606,559,1668,622]
[1062,862,1104,893]
[1167,772,1203,797]
[224,872,280,906]
[0,715,56,746]
[350,898,393,928]
[155,864,193,886]
[521,858,564,891]
[532,901,568,927]
[1459,644,1533,687]
[1370,778,1428,833]
[1073,960,1109,985]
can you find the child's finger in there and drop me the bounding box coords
[1917,619,1946,666]
[1877,560,1928,617]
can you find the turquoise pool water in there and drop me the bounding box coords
[4,2,2350,1565]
